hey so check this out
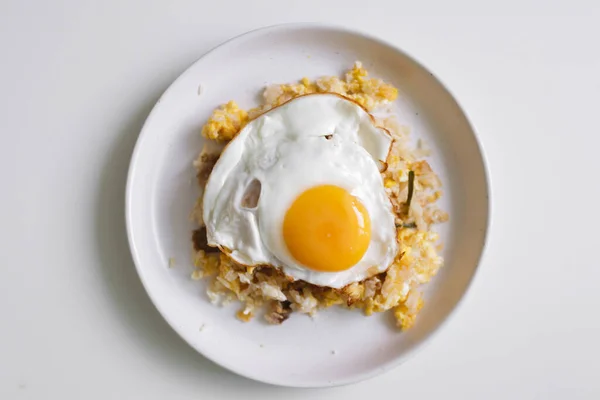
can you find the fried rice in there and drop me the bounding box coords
[190,62,448,330]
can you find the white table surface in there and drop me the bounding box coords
[2,1,599,399]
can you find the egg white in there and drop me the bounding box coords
[203,93,398,288]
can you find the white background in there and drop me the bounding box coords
[1,1,599,399]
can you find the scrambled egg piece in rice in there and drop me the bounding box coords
[192,62,447,330]
[201,101,248,141]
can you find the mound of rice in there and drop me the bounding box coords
[190,62,448,330]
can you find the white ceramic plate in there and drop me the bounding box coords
[126,23,490,387]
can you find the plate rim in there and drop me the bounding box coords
[125,22,492,387]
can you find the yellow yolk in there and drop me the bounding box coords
[283,185,371,272]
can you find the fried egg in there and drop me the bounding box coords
[202,93,398,288]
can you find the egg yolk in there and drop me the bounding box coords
[283,185,371,272]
